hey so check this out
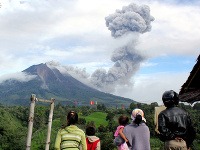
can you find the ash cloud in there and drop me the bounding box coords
[45,3,155,94]
[105,3,154,38]
[46,61,90,86]
[90,3,154,92]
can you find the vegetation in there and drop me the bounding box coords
[80,111,108,127]
[0,102,200,150]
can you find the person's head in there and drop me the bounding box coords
[86,126,96,136]
[131,108,146,126]
[118,115,129,126]
[162,90,179,108]
[67,110,78,126]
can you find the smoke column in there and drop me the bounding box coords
[90,3,154,92]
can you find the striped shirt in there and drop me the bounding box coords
[54,125,87,150]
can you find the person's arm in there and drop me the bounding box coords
[96,140,101,150]
[119,127,128,143]
[80,132,87,150]
[185,115,196,148]
[158,113,174,141]
[123,126,132,147]
[54,130,61,150]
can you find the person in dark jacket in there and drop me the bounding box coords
[158,90,196,150]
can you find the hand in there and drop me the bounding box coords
[126,141,131,147]
[175,137,183,142]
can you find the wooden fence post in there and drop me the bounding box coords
[26,94,36,150]
[45,98,55,150]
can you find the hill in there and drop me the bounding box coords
[0,63,135,107]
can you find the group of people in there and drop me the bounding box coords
[54,110,100,150]
[114,108,150,150]
[54,90,196,150]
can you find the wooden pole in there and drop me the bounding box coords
[26,94,36,150]
[45,99,55,150]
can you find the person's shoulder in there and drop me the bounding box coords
[174,106,188,113]
[124,123,132,128]
[125,123,137,128]
[87,136,100,141]
[140,122,148,126]
[118,125,125,128]
[76,127,85,134]
[125,123,133,126]
[59,128,65,132]
[140,123,150,131]
[57,128,67,134]
[158,109,167,116]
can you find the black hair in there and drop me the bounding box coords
[86,126,96,136]
[67,110,78,126]
[134,114,142,126]
[118,115,129,126]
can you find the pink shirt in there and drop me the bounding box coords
[114,125,124,137]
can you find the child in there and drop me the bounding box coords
[114,115,129,150]
[86,126,101,150]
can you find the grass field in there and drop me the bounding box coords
[80,111,108,127]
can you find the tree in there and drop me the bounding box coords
[129,102,138,110]
[106,111,115,121]
[107,120,117,132]
[78,118,86,125]
[98,132,116,150]
[97,104,106,111]
[98,124,107,132]
[193,102,200,110]
[0,107,26,150]
[86,121,95,128]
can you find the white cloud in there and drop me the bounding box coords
[0,72,37,83]
[114,71,190,105]
[137,2,200,57]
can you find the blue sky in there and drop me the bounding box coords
[139,55,196,74]
[0,0,199,104]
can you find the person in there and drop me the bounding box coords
[158,90,196,150]
[54,110,87,150]
[123,108,150,150]
[114,115,130,150]
[86,126,101,150]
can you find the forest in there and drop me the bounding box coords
[0,101,200,150]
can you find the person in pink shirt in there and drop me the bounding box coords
[114,115,130,150]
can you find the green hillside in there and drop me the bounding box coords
[0,107,27,149]
[80,111,108,127]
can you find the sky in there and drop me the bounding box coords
[0,0,199,105]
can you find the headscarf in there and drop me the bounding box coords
[131,108,146,122]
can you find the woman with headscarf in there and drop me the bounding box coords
[123,108,151,150]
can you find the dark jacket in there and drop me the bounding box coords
[158,106,195,147]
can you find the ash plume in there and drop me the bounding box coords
[90,3,154,92]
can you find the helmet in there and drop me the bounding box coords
[162,90,179,107]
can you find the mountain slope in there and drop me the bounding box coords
[0,63,134,107]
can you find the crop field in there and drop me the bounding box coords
[80,111,108,127]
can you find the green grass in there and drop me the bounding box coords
[80,112,108,127]
[150,138,163,150]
